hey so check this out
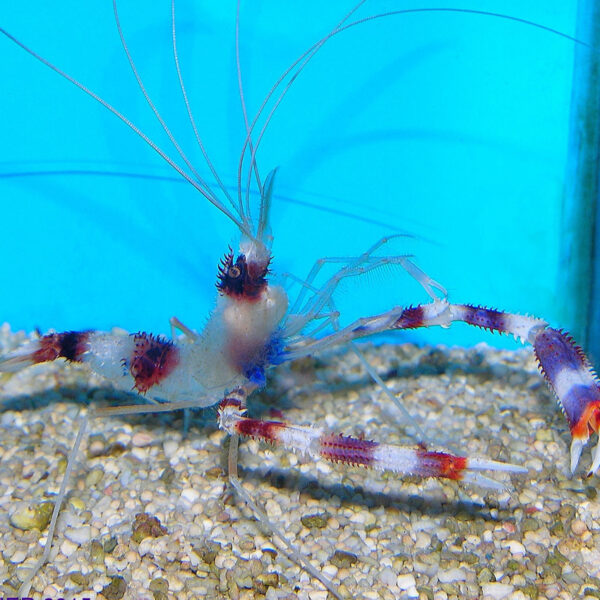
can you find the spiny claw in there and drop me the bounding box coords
[587,439,600,477]
[570,437,586,475]
[533,327,600,476]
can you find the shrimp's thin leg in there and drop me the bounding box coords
[169,316,199,341]
[167,317,199,437]
[284,237,445,339]
[222,388,342,599]
[18,411,90,597]
[287,235,419,317]
[283,270,433,446]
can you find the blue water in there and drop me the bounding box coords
[0,1,579,348]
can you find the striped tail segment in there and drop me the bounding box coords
[391,302,600,476]
[217,399,526,490]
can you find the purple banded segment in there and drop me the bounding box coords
[453,305,507,334]
[388,302,546,344]
[319,434,378,467]
[533,328,600,473]
[533,328,600,436]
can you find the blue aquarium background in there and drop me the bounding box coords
[0,1,586,351]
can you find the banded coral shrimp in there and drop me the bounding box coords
[1,1,599,599]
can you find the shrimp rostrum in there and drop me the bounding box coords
[2,2,600,598]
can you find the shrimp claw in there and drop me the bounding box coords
[218,394,526,491]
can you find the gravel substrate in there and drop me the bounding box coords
[1,323,600,600]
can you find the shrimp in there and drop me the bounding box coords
[1,1,597,598]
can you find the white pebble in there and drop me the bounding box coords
[64,525,91,546]
[180,487,200,505]
[503,540,526,555]
[397,573,417,590]
[378,566,396,586]
[10,549,27,564]
[438,567,466,583]
[481,583,515,600]
[322,564,338,578]
[163,440,179,458]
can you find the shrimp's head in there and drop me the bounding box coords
[217,239,271,301]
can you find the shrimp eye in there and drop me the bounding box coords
[216,249,269,300]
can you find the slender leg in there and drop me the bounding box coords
[282,269,431,445]
[18,411,90,597]
[169,316,199,341]
[284,236,446,338]
[221,388,342,599]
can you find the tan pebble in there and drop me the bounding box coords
[415,531,431,549]
[571,519,588,535]
[264,498,282,517]
[68,497,86,511]
[60,539,78,558]
[364,512,377,527]
[132,431,153,447]
[166,574,183,592]
[42,585,59,597]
